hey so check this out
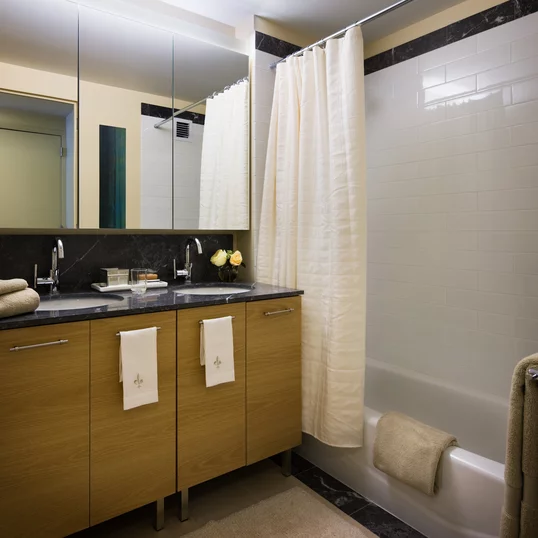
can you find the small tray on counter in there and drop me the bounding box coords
[91,281,169,293]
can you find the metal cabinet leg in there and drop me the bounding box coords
[153,498,165,531]
[179,488,189,522]
[281,449,292,477]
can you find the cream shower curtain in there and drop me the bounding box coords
[257,27,366,447]
[199,79,249,229]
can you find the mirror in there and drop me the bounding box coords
[0,0,78,229]
[170,36,249,230]
[0,93,76,228]
[0,1,250,231]
[78,6,174,230]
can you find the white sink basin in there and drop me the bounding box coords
[37,294,125,311]
[175,286,250,296]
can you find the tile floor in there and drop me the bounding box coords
[71,454,425,538]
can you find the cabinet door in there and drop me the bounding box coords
[246,297,302,465]
[177,304,246,490]
[0,322,90,538]
[90,312,176,525]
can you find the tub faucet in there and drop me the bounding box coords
[173,237,203,283]
[35,238,64,294]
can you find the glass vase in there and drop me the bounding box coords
[218,265,239,283]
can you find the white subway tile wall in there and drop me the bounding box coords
[366,12,538,400]
[173,122,204,230]
[140,115,173,229]
[140,116,204,229]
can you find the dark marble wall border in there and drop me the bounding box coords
[255,31,302,58]
[365,0,538,75]
[0,234,233,291]
[141,103,205,125]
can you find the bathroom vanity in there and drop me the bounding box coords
[0,285,302,538]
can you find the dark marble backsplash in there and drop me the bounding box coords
[0,234,233,291]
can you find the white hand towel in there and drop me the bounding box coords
[119,327,159,410]
[200,317,235,388]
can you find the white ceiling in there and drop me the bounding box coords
[160,0,469,42]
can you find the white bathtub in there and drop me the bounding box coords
[298,359,507,538]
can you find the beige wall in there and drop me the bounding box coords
[0,62,77,102]
[364,0,506,57]
[0,108,66,136]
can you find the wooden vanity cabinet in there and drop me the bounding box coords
[0,322,90,538]
[89,312,176,525]
[246,296,302,465]
[177,304,246,490]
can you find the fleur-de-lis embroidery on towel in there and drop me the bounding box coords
[214,356,222,368]
[134,373,144,389]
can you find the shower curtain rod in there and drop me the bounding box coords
[154,76,249,129]
[268,0,416,69]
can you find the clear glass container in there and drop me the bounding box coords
[130,268,148,295]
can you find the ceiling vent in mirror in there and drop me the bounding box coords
[175,119,192,142]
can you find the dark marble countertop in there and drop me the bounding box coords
[0,283,303,331]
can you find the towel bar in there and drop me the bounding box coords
[529,368,538,381]
[116,327,161,336]
[199,316,236,325]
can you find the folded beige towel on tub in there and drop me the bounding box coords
[0,278,28,296]
[0,288,40,319]
[374,411,457,496]
[501,354,538,538]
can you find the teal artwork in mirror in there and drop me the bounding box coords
[99,125,126,229]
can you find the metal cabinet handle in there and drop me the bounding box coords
[10,339,69,352]
[264,308,295,317]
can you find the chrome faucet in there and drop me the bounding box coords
[173,237,203,284]
[35,238,64,294]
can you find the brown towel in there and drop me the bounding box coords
[501,354,538,538]
[0,288,40,319]
[374,411,457,496]
[0,278,28,296]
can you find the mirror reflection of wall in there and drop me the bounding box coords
[141,35,249,231]
[0,93,76,228]
[0,0,78,101]
[0,0,78,229]
[78,6,174,230]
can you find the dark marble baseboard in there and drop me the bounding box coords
[365,0,538,75]
[0,234,233,291]
[289,453,426,538]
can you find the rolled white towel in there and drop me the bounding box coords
[0,288,40,319]
[0,278,28,296]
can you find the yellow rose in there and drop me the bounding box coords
[229,250,243,267]
[210,249,228,267]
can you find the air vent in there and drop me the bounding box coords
[175,119,192,141]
